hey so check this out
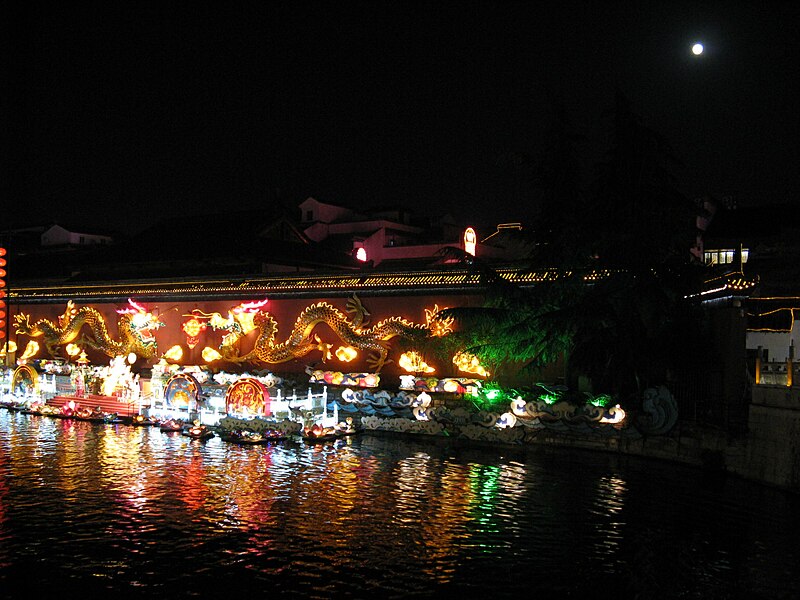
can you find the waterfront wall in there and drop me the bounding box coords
[730,385,800,491]
[361,385,800,494]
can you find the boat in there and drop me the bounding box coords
[219,428,286,445]
[72,407,93,420]
[21,401,47,415]
[1,396,29,412]
[52,403,76,418]
[73,407,120,423]
[182,422,215,440]
[334,416,358,436]
[130,414,159,427]
[159,418,185,432]
[301,422,340,442]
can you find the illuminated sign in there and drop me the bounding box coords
[463,228,477,256]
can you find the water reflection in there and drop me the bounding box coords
[1,410,798,598]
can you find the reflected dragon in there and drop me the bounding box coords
[14,299,164,359]
[206,295,452,371]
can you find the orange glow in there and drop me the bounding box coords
[398,351,435,373]
[453,351,490,377]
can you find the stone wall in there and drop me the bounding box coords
[729,385,800,491]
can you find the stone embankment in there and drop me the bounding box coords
[362,385,800,494]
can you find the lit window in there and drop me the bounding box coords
[356,248,367,262]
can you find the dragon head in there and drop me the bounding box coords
[117,299,164,350]
[57,301,78,328]
[230,299,269,335]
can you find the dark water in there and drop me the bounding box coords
[1,409,798,599]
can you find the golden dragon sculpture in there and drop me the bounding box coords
[14,299,164,359]
[206,295,452,371]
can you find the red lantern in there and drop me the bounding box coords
[0,248,6,335]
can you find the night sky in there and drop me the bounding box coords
[4,1,799,234]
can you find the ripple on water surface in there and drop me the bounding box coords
[1,409,798,599]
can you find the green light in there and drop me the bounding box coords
[588,393,613,408]
[486,389,500,400]
[539,393,559,405]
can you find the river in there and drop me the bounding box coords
[1,409,798,599]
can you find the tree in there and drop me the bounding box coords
[438,93,707,405]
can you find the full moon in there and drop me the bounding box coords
[692,43,704,55]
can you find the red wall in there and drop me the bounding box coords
[10,294,483,380]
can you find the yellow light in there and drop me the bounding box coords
[202,347,222,362]
[0,341,18,356]
[181,317,204,337]
[163,345,183,361]
[127,352,137,364]
[19,341,40,362]
[335,346,358,362]
[236,311,257,335]
[453,351,490,377]
[398,351,435,373]
[65,343,82,357]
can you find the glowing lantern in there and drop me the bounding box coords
[398,351,435,373]
[127,352,137,364]
[225,377,270,416]
[66,344,81,357]
[201,347,222,362]
[335,346,358,362]
[453,351,490,377]
[495,412,517,429]
[164,373,201,411]
[19,341,40,362]
[415,391,432,408]
[413,406,430,421]
[463,227,477,256]
[355,247,367,262]
[163,345,183,361]
[511,396,527,416]
[600,404,627,424]
[0,248,6,338]
[181,310,208,349]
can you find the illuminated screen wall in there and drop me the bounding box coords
[7,294,483,379]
